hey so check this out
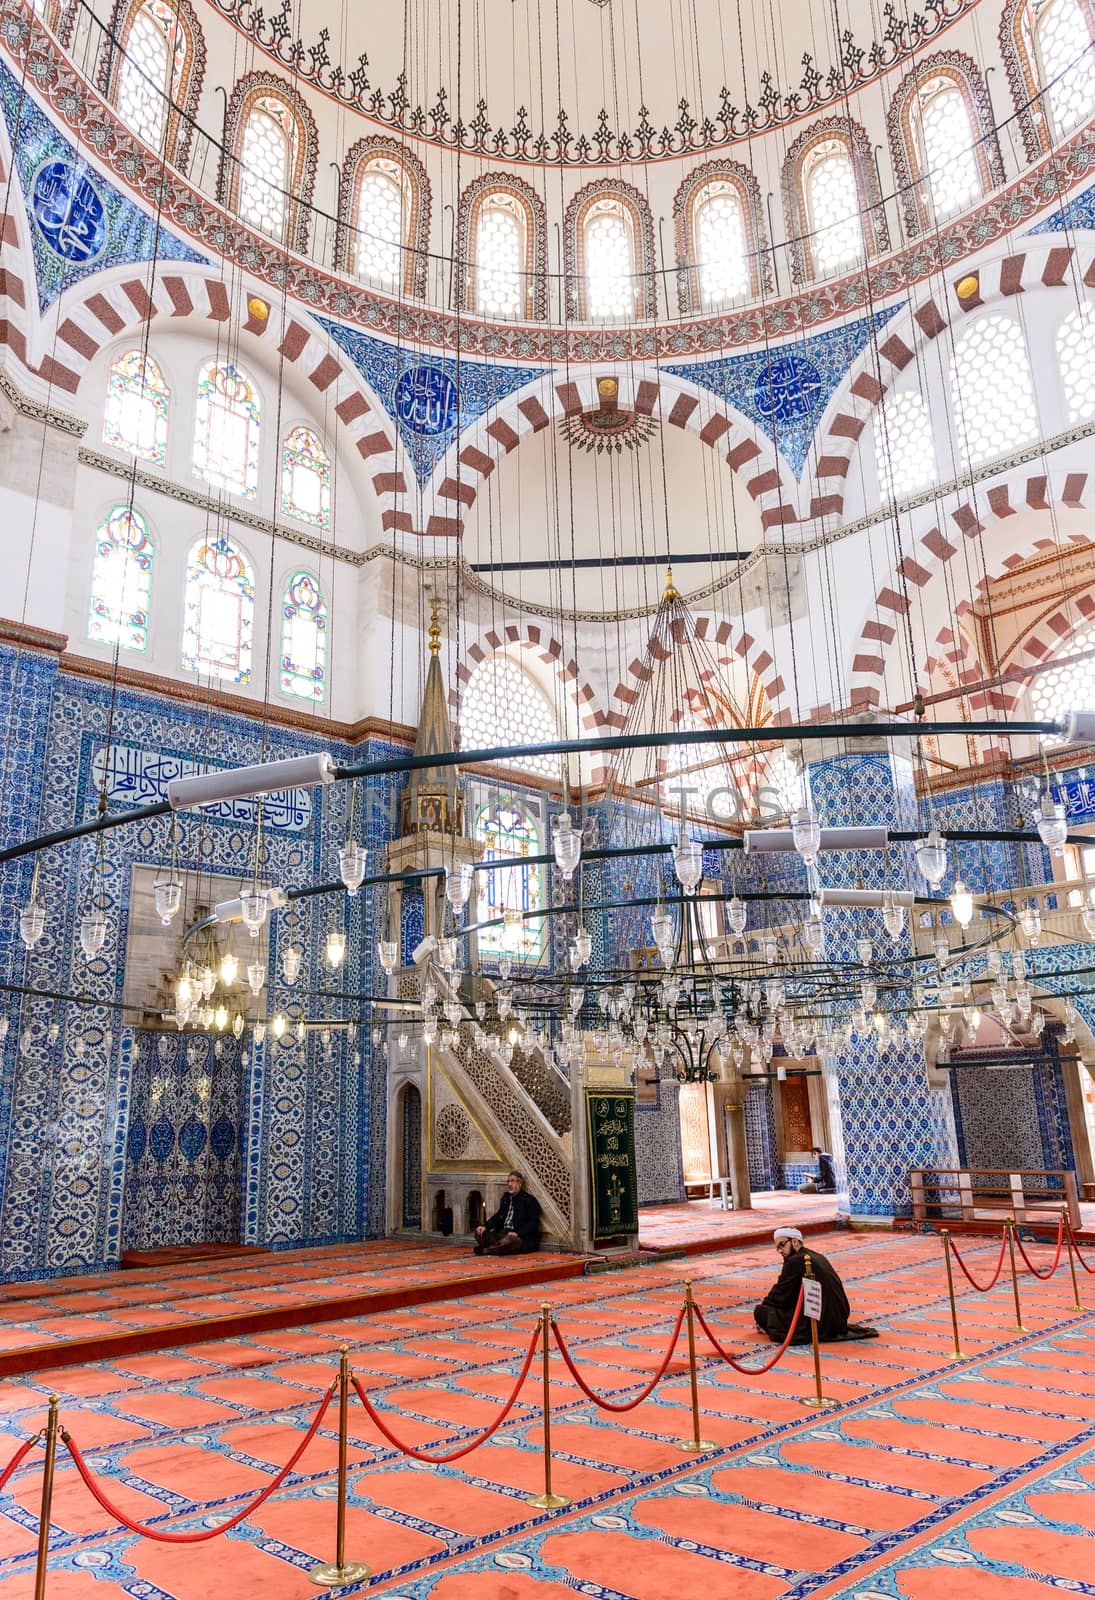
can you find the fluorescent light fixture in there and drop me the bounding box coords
[744,825,889,854]
[815,888,915,909]
[168,753,336,811]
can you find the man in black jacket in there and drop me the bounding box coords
[753,1227,852,1343]
[798,1147,837,1194]
[473,1171,541,1255]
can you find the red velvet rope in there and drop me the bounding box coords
[693,1284,806,1374]
[947,1230,1008,1292]
[62,1383,335,1542]
[1012,1217,1064,1280]
[1066,1217,1095,1275]
[550,1306,685,1412]
[350,1321,540,1464]
[0,1432,41,1494]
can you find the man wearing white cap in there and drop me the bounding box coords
[753,1227,856,1344]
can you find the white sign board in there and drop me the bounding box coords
[803,1277,823,1321]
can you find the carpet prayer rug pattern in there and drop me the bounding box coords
[0,1231,1091,1598]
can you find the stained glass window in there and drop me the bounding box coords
[354,159,405,287]
[1030,621,1095,720]
[238,96,295,242]
[193,361,260,500]
[102,349,169,465]
[696,183,750,307]
[473,797,544,958]
[476,194,524,317]
[1058,302,1095,421]
[584,199,634,320]
[804,141,864,277]
[181,534,254,683]
[872,389,937,500]
[461,655,558,778]
[117,1,184,150]
[1036,0,1095,136]
[917,79,981,220]
[950,315,1039,468]
[88,506,153,653]
[280,570,327,701]
[280,426,331,528]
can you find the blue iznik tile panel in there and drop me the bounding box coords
[1029,179,1095,234]
[635,1075,685,1205]
[662,304,903,477]
[311,315,550,488]
[0,61,206,313]
[744,1079,778,1190]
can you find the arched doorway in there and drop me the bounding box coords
[400,1083,422,1228]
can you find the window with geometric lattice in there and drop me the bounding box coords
[353,158,407,287]
[1058,302,1095,421]
[914,77,982,220]
[461,655,559,778]
[88,505,154,652]
[803,140,864,277]
[1030,619,1095,722]
[695,182,750,308]
[102,349,170,465]
[949,314,1039,468]
[239,95,295,242]
[181,534,254,683]
[476,193,526,318]
[583,198,636,321]
[117,1,185,150]
[872,389,938,500]
[193,361,261,500]
[1035,0,1095,136]
[280,426,330,528]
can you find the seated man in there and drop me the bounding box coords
[753,1227,875,1343]
[474,1171,541,1256]
[798,1147,837,1194]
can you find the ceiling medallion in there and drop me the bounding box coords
[560,409,657,455]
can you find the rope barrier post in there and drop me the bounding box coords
[33,1396,59,1600]
[1005,1220,1027,1334]
[528,1305,569,1510]
[1064,1207,1082,1312]
[941,1229,963,1358]
[674,1281,715,1453]
[309,1348,370,1588]
[798,1254,835,1410]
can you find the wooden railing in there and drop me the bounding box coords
[910,1166,1081,1228]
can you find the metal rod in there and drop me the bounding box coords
[1005,1220,1027,1333]
[1063,1207,1082,1312]
[674,1280,715,1451]
[527,1306,569,1509]
[799,1253,835,1408]
[308,1348,369,1587]
[941,1229,963,1357]
[471,551,751,573]
[33,1396,59,1600]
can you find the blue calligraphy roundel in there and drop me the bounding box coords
[394,365,459,436]
[752,352,824,427]
[31,160,106,265]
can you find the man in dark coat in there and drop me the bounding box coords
[753,1227,851,1343]
[473,1171,541,1256]
[798,1147,837,1194]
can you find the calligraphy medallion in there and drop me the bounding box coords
[394,365,459,436]
[31,159,107,264]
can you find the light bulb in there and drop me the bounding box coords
[551,812,582,880]
[296,1019,307,1043]
[79,910,107,959]
[914,827,949,889]
[950,880,974,929]
[272,1012,286,1039]
[247,960,265,995]
[200,965,216,999]
[154,875,182,926]
[882,891,906,940]
[672,833,703,891]
[325,929,346,969]
[253,1021,267,1044]
[18,898,46,950]
[573,927,593,964]
[240,888,268,938]
[727,896,747,936]
[177,972,194,1011]
[791,807,822,866]
[445,862,473,911]
[1019,903,1042,947]
[232,1013,244,1039]
[338,840,367,896]
[220,951,238,987]
[377,938,399,973]
[1036,794,1067,857]
[214,1003,228,1031]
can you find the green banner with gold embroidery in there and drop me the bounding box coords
[585,1089,638,1240]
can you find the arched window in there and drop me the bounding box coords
[782,118,888,284]
[1058,302,1095,420]
[193,361,261,501]
[102,349,169,465]
[338,138,430,299]
[674,163,771,315]
[182,534,254,683]
[458,174,547,321]
[949,315,1039,468]
[1030,618,1095,721]
[566,181,657,321]
[1002,0,1095,155]
[473,796,544,959]
[889,57,1003,236]
[872,390,938,501]
[696,186,749,307]
[104,0,204,166]
[280,571,327,702]
[88,505,153,652]
[220,73,317,252]
[280,426,330,528]
[460,654,559,778]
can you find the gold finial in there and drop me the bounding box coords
[428,599,442,655]
[664,566,678,602]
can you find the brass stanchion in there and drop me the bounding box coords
[799,1253,835,1409]
[310,1347,370,1588]
[33,1396,59,1600]
[1005,1220,1027,1334]
[527,1305,569,1510]
[674,1281,715,1453]
[940,1229,963,1358]
[1063,1207,1082,1313]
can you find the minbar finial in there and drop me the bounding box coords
[428,599,442,656]
[664,566,678,602]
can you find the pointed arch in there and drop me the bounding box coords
[782,115,889,285]
[219,71,318,253]
[338,135,430,298]
[887,53,1004,237]
[672,160,771,315]
[564,179,657,322]
[1001,0,1095,159]
[458,172,548,322]
[99,0,205,168]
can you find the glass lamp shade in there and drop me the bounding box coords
[882,892,906,940]
[1019,904,1042,947]
[1083,904,1095,940]
[422,1017,437,1045]
[295,1020,307,1044]
[567,987,584,1013]
[914,828,949,889]
[232,1013,245,1039]
[791,807,822,865]
[437,937,457,970]
[154,876,182,926]
[377,939,399,973]
[199,965,216,999]
[860,980,877,1012]
[856,937,874,966]
[445,862,473,911]
[672,835,704,891]
[933,932,949,964]
[253,1021,267,1044]
[282,945,303,984]
[551,812,582,879]
[950,880,974,929]
[271,1012,287,1039]
[325,929,346,969]
[762,937,778,965]
[1036,795,1067,857]
[214,1003,229,1031]
[339,841,367,897]
[220,951,238,987]
[247,960,265,995]
[651,906,674,951]
[176,972,195,1011]
[727,896,747,936]
[803,914,825,955]
[1030,1008,1046,1037]
[18,900,46,950]
[498,954,514,981]
[573,927,593,964]
[240,889,268,937]
[79,910,107,959]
